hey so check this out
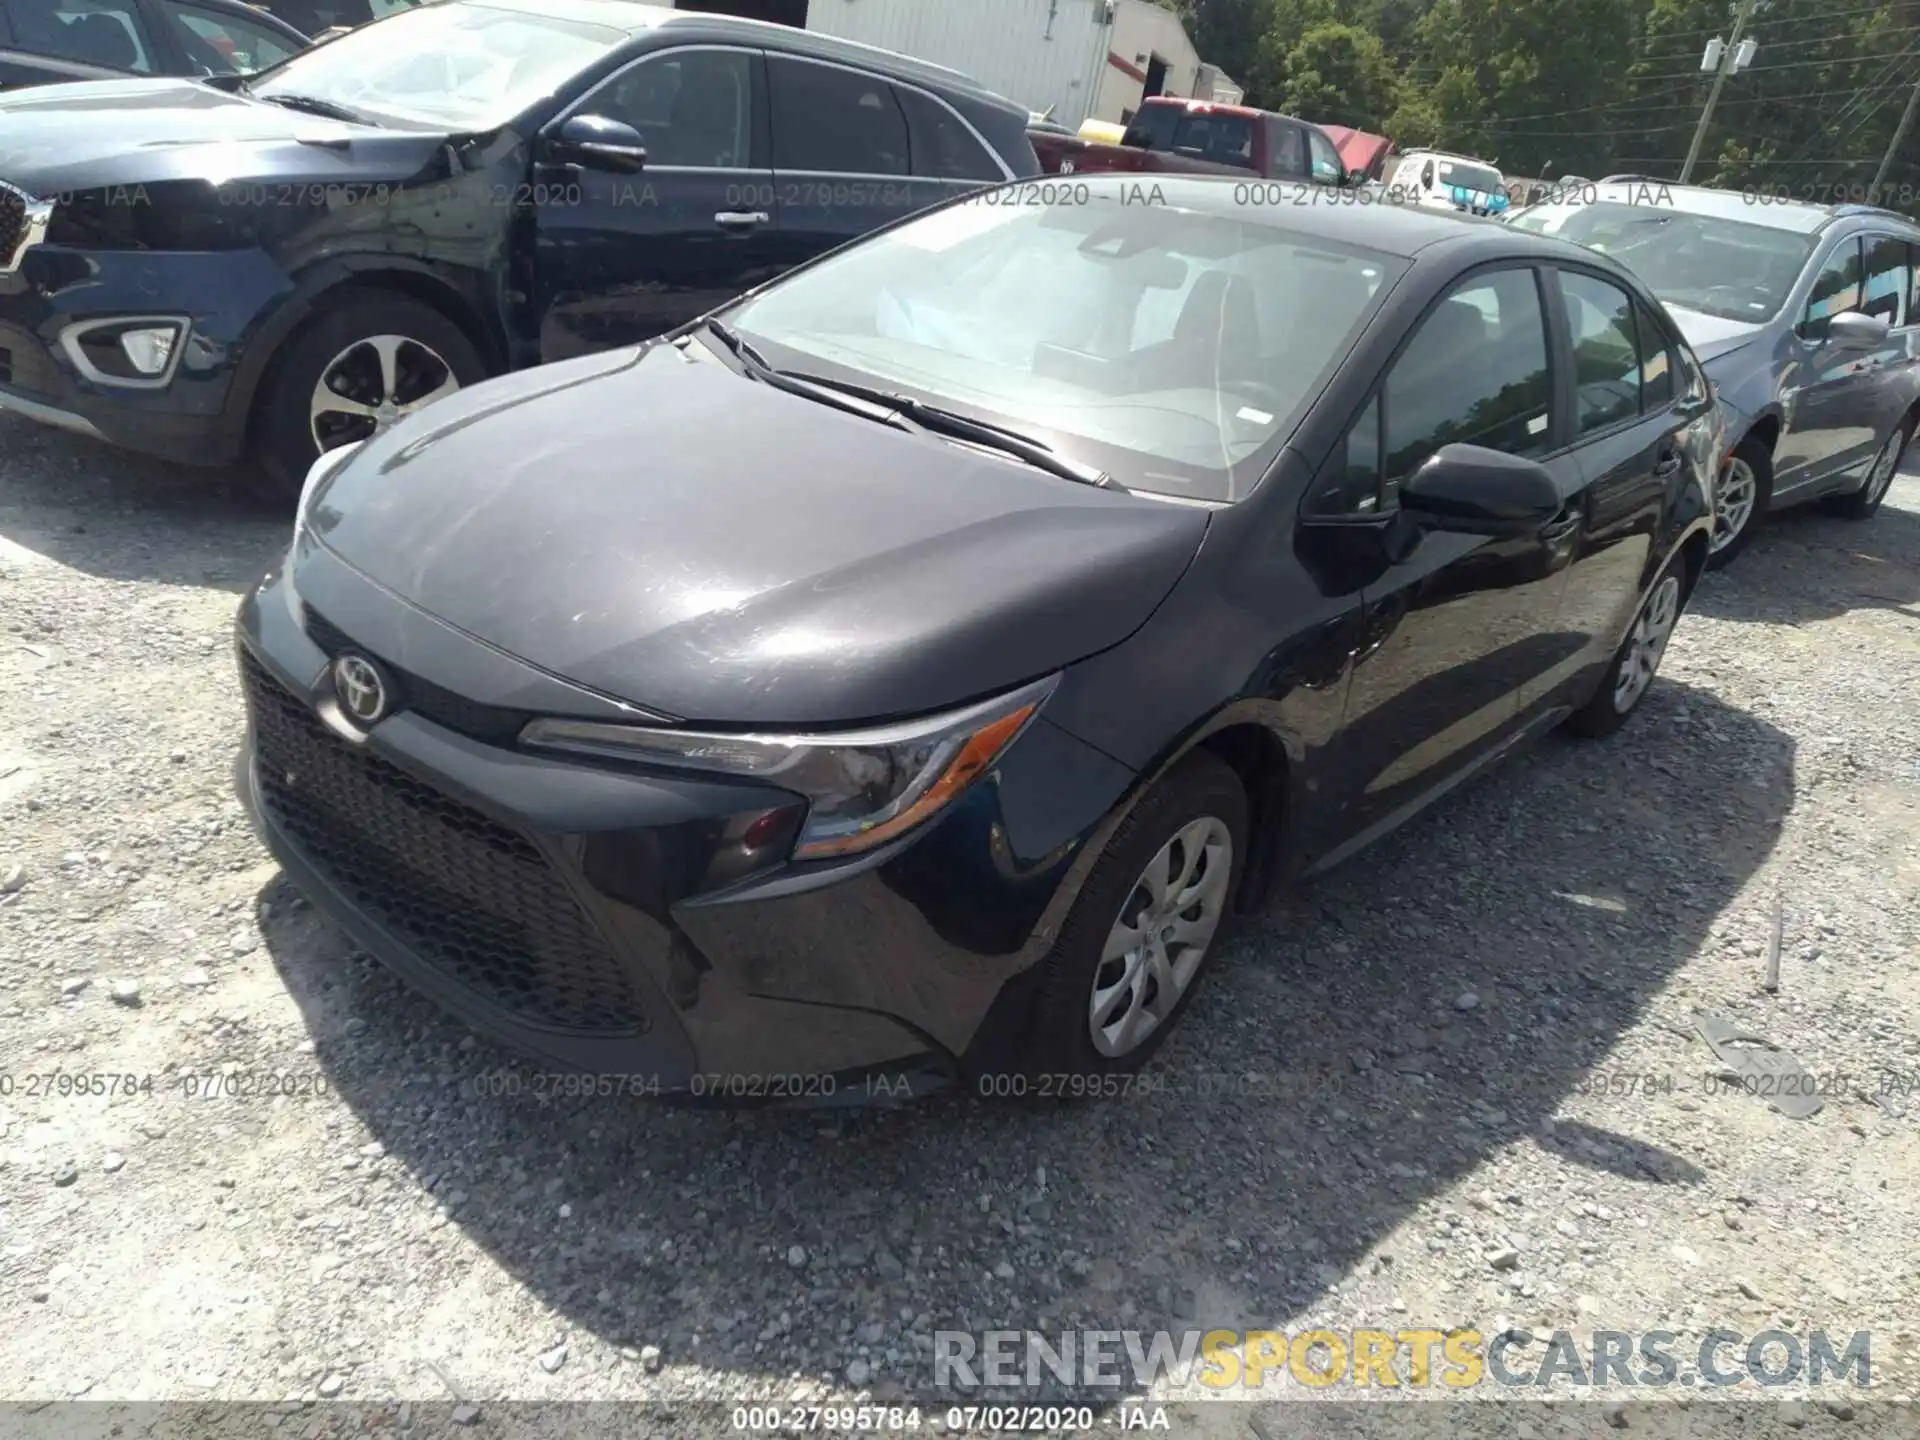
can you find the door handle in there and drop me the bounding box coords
[715,210,770,228]
[1540,507,1582,542]
[1653,452,1683,478]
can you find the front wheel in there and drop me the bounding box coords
[1566,559,1688,739]
[1831,416,1909,520]
[250,293,486,505]
[1018,751,1248,1081]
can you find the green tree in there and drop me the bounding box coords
[1279,23,1403,129]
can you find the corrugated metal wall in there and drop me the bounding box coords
[806,0,1113,128]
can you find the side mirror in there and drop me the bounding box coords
[1400,443,1563,537]
[1344,167,1370,188]
[546,114,647,174]
[1824,309,1890,349]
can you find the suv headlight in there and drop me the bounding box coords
[520,674,1057,861]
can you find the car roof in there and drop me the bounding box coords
[1576,180,1837,233]
[1086,174,1594,261]
[461,0,1019,112]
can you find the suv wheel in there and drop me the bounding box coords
[1832,416,1910,520]
[1019,751,1248,1080]
[252,293,486,505]
[1707,437,1770,569]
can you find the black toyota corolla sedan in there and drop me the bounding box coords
[235,178,1722,1098]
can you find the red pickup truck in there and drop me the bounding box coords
[1030,96,1367,188]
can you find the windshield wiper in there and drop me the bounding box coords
[699,319,917,432]
[778,370,1117,489]
[250,91,370,124]
[698,319,1114,488]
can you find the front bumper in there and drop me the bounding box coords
[0,245,286,464]
[232,554,1135,1096]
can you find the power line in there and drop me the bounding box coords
[1634,0,1906,44]
[1477,81,1920,135]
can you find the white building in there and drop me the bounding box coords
[783,0,1236,129]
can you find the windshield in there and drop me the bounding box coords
[725,196,1404,502]
[248,2,626,129]
[1510,200,1815,321]
[1436,158,1502,195]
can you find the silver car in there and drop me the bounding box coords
[1510,183,1920,566]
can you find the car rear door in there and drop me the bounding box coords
[1540,264,1713,720]
[1299,263,1584,864]
[530,43,784,362]
[1856,231,1920,462]
[763,52,925,273]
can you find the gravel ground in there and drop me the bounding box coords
[2,412,1918,1438]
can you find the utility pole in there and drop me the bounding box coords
[1871,73,1920,204]
[1681,0,1760,184]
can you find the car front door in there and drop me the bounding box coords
[530,43,783,362]
[1305,126,1344,188]
[1776,235,1876,490]
[1301,264,1584,862]
[764,53,927,274]
[1543,266,1713,717]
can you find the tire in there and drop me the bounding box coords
[1566,556,1689,740]
[1017,750,1249,1081]
[1706,435,1771,570]
[1830,414,1910,520]
[249,292,487,505]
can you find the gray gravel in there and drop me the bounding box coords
[2,412,1918,1432]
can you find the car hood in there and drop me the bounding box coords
[1663,303,1767,365]
[0,78,447,194]
[303,343,1211,728]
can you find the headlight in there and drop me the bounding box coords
[520,674,1057,861]
[296,440,363,534]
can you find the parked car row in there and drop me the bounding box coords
[0,2,1900,1099]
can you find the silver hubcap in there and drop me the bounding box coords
[1862,427,1903,505]
[310,334,460,454]
[1089,817,1232,1058]
[1711,456,1757,553]
[1613,574,1682,714]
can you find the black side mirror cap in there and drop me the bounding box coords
[547,113,647,174]
[1400,443,1562,537]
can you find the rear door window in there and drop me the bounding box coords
[767,54,909,176]
[896,85,1002,182]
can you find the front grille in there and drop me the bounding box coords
[242,648,651,1036]
[302,605,536,746]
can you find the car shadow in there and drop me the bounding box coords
[1687,471,1920,626]
[254,673,1790,1404]
[0,414,282,594]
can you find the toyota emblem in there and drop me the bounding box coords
[332,653,388,726]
